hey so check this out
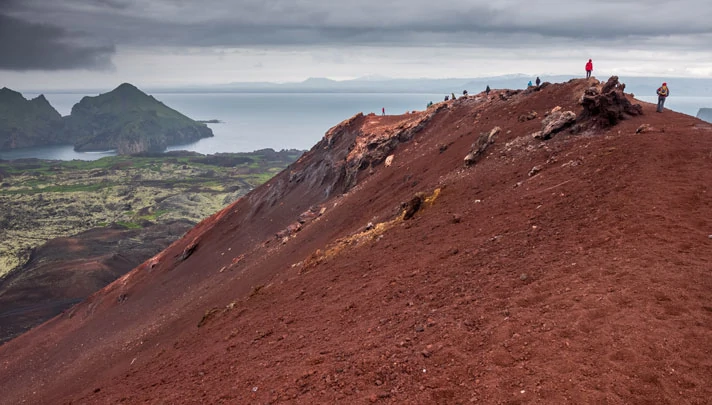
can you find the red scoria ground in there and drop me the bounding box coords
[0,78,711,404]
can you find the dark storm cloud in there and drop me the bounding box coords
[0,13,115,70]
[2,0,711,62]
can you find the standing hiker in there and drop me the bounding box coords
[535,76,541,87]
[585,59,593,79]
[382,107,385,116]
[451,92,456,101]
[485,85,490,95]
[656,82,669,112]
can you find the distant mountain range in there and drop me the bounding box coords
[0,84,212,153]
[128,75,712,97]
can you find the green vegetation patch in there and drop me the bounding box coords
[0,149,304,278]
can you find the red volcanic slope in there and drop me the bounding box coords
[1,79,711,404]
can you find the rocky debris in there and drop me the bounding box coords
[385,155,394,167]
[336,108,442,191]
[402,192,426,220]
[197,308,220,328]
[298,206,324,224]
[533,111,577,140]
[276,222,302,239]
[178,239,199,261]
[579,76,643,126]
[546,106,562,116]
[528,166,542,177]
[464,127,501,166]
[636,124,654,134]
[518,111,538,122]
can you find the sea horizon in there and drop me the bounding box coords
[2,92,710,161]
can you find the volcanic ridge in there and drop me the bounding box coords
[1,77,711,404]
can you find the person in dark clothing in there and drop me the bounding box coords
[585,59,593,79]
[382,107,385,116]
[485,85,490,95]
[535,77,541,86]
[463,90,468,96]
[444,95,449,101]
[656,82,669,112]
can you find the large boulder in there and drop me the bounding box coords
[533,110,577,140]
[579,76,642,126]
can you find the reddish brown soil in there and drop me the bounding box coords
[1,78,711,404]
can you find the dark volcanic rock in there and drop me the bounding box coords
[579,76,643,126]
[63,83,213,154]
[0,88,66,150]
[0,220,193,344]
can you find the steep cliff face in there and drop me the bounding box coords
[0,88,65,149]
[1,79,711,405]
[64,83,213,153]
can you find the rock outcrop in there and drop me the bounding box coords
[579,76,643,126]
[533,109,577,140]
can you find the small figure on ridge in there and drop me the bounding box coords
[656,82,669,113]
[585,59,593,79]
[485,85,490,95]
[382,107,385,116]
[535,76,541,87]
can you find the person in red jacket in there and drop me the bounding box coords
[656,82,669,112]
[585,59,593,79]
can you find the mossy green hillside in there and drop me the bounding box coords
[0,149,303,277]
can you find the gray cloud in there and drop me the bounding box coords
[2,0,711,70]
[0,12,115,70]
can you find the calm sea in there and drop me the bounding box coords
[0,93,442,161]
[1,92,710,161]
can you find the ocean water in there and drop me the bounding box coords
[1,93,441,161]
[1,92,710,161]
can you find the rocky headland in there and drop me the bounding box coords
[0,84,213,154]
[64,83,213,154]
[0,87,66,149]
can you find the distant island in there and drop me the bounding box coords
[0,84,213,154]
[197,119,222,124]
[0,88,65,149]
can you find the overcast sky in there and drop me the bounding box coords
[1,0,711,91]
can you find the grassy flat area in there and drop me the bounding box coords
[0,149,303,277]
